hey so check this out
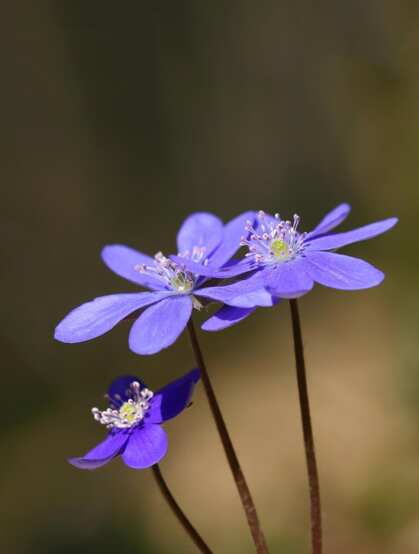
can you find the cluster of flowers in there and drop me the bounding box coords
[56,204,396,469]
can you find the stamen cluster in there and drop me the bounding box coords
[135,252,195,293]
[92,381,154,430]
[241,211,306,265]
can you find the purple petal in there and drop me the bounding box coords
[305,217,398,251]
[68,431,128,470]
[177,212,223,256]
[207,211,256,268]
[129,295,193,355]
[121,424,168,469]
[304,251,384,290]
[54,292,168,343]
[264,259,314,298]
[170,255,255,279]
[308,203,351,238]
[202,305,255,332]
[107,375,146,407]
[148,368,200,423]
[101,245,166,290]
[196,272,273,308]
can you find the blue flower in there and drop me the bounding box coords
[181,204,397,331]
[55,212,253,354]
[69,369,200,470]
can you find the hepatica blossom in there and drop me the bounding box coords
[69,368,200,470]
[197,204,398,331]
[55,212,254,354]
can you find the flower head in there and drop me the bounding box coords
[69,368,200,470]
[199,204,398,331]
[54,211,254,355]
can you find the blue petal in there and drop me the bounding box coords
[170,255,255,279]
[121,424,168,469]
[307,203,351,238]
[54,292,169,343]
[264,259,314,298]
[303,251,384,290]
[107,375,147,407]
[148,369,200,423]
[129,295,193,355]
[305,217,398,251]
[101,245,166,290]
[202,305,256,331]
[177,212,223,256]
[68,431,128,470]
[207,211,256,268]
[196,272,273,308]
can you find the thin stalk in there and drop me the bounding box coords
[289,299,322,554]
[187,319,269,554]
[151,464,213,554]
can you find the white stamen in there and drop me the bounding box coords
[92,381,154,430]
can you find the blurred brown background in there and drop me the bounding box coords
[1,2,418,553]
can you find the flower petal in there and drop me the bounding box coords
[305,217,398,251]
[304,251,384,290]
[202,305,255,331]
[170,255,255,279]
[308,203,351,238]
[196,272,273,308]
[107,375,146,407]
[54,292,168,343]
[264,259,314,298]
[177,212,223,256]
[101,245,166,289]
[129,295,193,355]
[68,431,128,470]
[207,211,256,268]
[121,424,168,469]
[148,368,200,424]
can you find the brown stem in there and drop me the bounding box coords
[151,464,213,553]
[187,319,269,554]
[289,300,322,554]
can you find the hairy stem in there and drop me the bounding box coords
[289,299,322,554]
[187,319,269,554]
[152,464,213,553]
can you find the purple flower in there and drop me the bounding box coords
[54,212,254,354]
[192,204,398,331]
[69,368,200,470]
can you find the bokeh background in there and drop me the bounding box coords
[2,2,418,553]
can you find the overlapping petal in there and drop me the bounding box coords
[170,255,255,279]
[308,203,351,238]
[202,305,255,331]
[55,292,168,343]
[305,217,398,251]
[196,272,273,308]
[68,432,128,470]
[101,245,166,289]
[207,211,255,268]
[303,251,384,289]
[148,368,200,423]
[121,424,168,469]
[177,212,223,256]
[264,259,314,298]
[129,295,193,355]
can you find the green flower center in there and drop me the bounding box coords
[170,272,194,292]
[271,238,289,259]
[119,401,140,424]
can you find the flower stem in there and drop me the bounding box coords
[151,464,213,553]
[187,319,269,554]
[288,300,322,554]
